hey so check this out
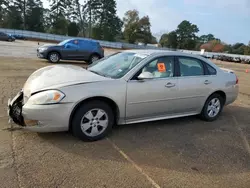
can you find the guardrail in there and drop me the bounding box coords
[0,28,173,50]
[1,28,250,59]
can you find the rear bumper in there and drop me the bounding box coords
[225,85,239,105]
[8,90,74,132]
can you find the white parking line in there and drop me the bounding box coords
[106,138,161,188]
[232,115,250,156]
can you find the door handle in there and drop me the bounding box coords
[204,80,212,85]
[165,82,175,88]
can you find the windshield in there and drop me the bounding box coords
[58,39,71,46]
[88,52,148,79]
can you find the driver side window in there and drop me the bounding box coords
[133,56,175,80]
[65,40,79,49]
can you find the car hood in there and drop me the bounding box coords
[38,44,60,48]
[23,64,111,97]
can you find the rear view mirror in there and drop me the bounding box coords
[138,72,154,80]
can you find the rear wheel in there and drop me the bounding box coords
[48,52,60,63]
[200,94,224,121]
[88,54,100,64]
[71,100,114,141]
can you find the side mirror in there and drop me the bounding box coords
[138,72,154,80]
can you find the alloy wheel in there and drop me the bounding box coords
[91,56,99,62]
[80,108,108,137]
[207,98,221,118]
[50,54,59,63]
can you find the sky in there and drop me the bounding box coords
[42,0,250,44]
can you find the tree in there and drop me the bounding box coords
[136,16,152,44]
[123,10,140,43]
[48,0,71,35]
[123,10,153,44]
[200,39,224,52]
[11,0,28,29]
[212,43,224,52]
[43,8,52,32]
[244,46,250,55]
[67,22,79,36]
[199,34,215,43]
[176,20,199,50]
[159,31,177,48]
[224,44,232,53]
[66,0,87,36]
[3,4,23,29]
[26,0,44,32]
[88,0,123,41]
[0,0,7,26]
[231,43,245,55]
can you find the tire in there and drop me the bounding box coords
[48,52,60,63]
[88,54,100,64]
[200,94,224,121]
[71,100,114,141]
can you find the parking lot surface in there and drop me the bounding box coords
[1,40,250,188]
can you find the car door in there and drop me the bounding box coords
[78,40,93,60]
[176,56,215,113]
[62,40,80,59]
[126,56,180,123]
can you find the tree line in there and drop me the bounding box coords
[159,20,250,55]
[0,0,249,55]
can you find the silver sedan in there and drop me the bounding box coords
[8,50,239,141]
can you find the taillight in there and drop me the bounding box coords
[236,75,239,84]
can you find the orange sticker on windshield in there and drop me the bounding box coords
[157,63,166,72]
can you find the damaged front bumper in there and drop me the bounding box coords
[7,90,73,132]
[7,90,25,126]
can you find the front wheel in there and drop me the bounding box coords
[71,100,114,141]
[200,94,224,121]
[48,52,60,63]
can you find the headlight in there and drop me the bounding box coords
[26,90,65,105]
[39,47,47,52]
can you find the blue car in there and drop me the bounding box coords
[37,38,105,64]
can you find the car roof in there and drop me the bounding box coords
[124,49,208,60]
[69,38,98,43]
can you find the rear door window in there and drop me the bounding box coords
[79,40,92,49]
[177,57,204,77]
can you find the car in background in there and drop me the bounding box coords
[12,34,27,40]
[8,50,238,141]
[0,32,15,42]
[37,38,104,64]
[8,34,16,41]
